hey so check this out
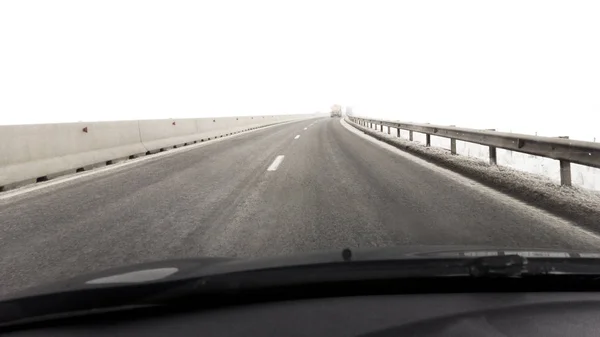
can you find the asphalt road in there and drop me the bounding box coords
[2,117,600,296]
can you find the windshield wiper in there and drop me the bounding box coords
[468,255,527,278]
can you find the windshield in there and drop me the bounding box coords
[0,0,599,299]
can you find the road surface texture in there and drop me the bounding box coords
[2,117,600,296]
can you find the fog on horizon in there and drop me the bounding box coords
[1,0,599,141]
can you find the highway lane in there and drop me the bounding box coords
[2,117,600,296]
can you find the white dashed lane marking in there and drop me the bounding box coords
[267,155,285,171]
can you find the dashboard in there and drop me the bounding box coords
[7,292,600,336]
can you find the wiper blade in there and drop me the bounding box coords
[466,254,600,278]
[468,255,528,278]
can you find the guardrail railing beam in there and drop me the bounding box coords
[347,117,600,187]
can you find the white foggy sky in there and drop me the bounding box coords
[1,0,599,140]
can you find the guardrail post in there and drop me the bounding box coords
[489,147,497,165]
[449,125,456,154]
[387,126,390,134]
[426,134,431,147]
[558,136,572,186]
[560,160,572,186]
[397,127,400,137]
[380,123,383,132]
[486,129,497,165]
[409,130,413,141]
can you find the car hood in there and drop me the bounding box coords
[6,245,599,300]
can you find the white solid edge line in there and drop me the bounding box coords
[294,135,300,139]
[338,118,600,244]
[0,119,313,201]
[267,155,285,171]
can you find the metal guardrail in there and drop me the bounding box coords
[347,116,600,186]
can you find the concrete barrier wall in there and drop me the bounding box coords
[139,119,198,153]
[0,114,315,190]
[0,121,147,189]
[196,117,237,141]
